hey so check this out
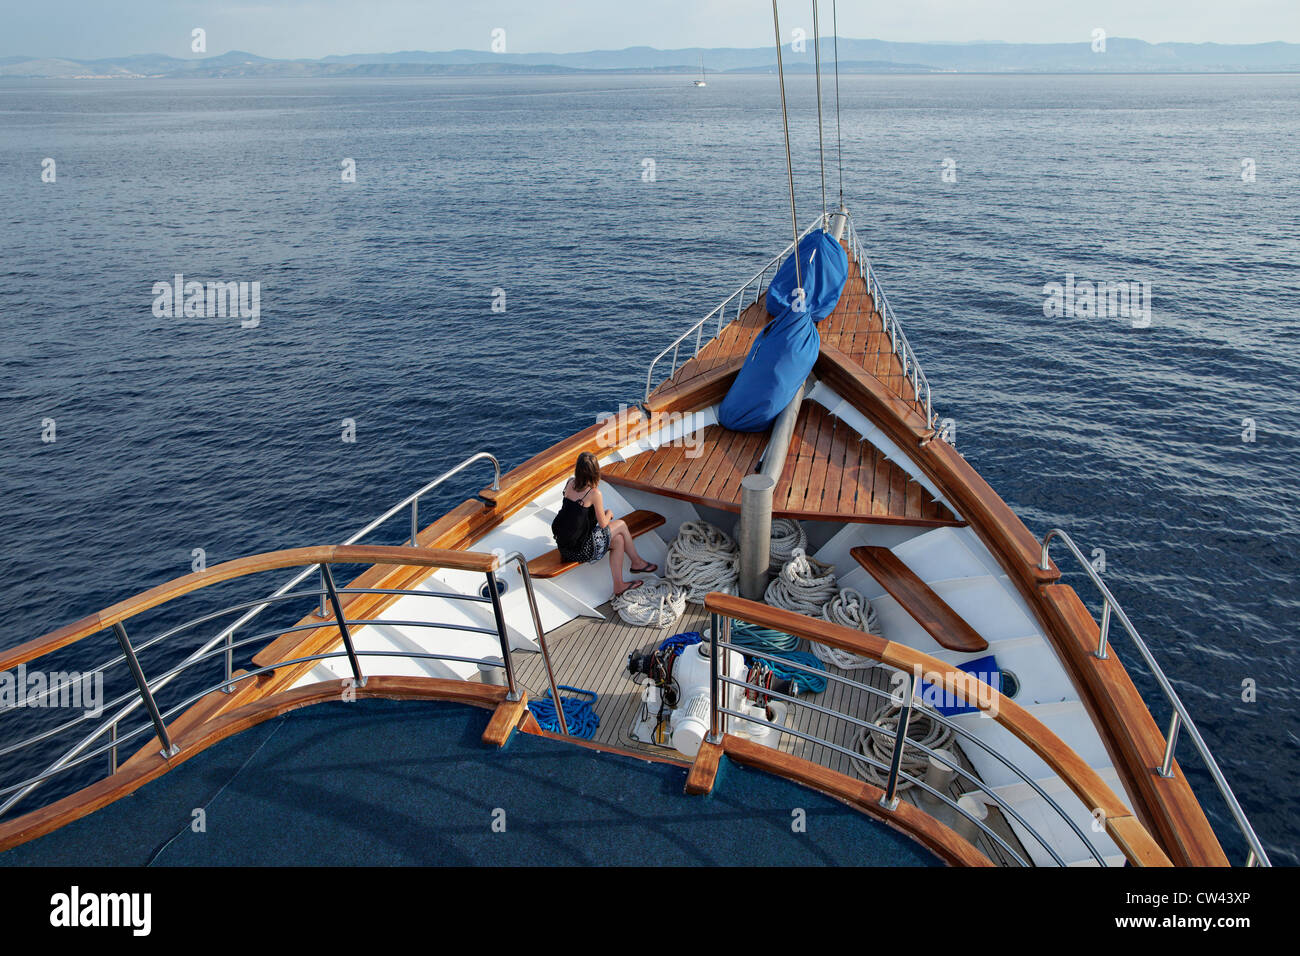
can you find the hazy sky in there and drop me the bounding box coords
[4,0,1298,59]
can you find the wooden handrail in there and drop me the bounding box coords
[0,544,499,673]
[703,592,1172,867]
[811,344,1225,864]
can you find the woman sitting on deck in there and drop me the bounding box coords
[552,452,657,596]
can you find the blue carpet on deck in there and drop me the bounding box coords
[2,698,939,866]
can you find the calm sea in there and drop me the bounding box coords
[0,73,1296,864]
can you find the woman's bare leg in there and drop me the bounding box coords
[609,533,630,593]
[607,518,646,567]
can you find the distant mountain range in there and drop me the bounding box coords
[3,38,1300,79]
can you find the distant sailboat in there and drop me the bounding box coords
[694,56,707,87]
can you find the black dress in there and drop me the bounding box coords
[551,482,610,563]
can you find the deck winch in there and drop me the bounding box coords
[667,641,748,757]
[627,634,748,757]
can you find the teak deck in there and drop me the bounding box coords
[604,241,956,526]
[510,601,1029,866]
[650,245,928,418]
[604,404,959,525]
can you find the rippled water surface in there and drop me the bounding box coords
[0,73,1296,863]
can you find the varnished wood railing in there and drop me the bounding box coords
[0,545,506,820]
[703,592,1172,867]
[0,545,497,673]
[812,343,1229,865]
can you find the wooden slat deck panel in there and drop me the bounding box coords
[622,240,949,527]
[603,401,961,526]
[510,603,1028,866]
[649,243,927,421]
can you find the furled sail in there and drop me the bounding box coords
[718,229,848,432]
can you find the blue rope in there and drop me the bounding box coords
[658,631,703,656]
[532,685,600,739]
[729,620,801,654]
[765,651,827,695]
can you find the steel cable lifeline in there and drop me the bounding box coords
[772,0,802,292]
[813,0,828,223]
[832,0,844,206]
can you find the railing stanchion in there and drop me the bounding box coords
[223,625,234,693]
[503,553,566,734]
[410,496,419,547]
[317,566,328,618]
[707,613,722,744]
[111,622,178,759]
[880,671,913,811]
[484,570,519,702]
[1160,712,1181,778]
[1096,599,1112,659]
[320,564,364,686]
[109,720,118,775]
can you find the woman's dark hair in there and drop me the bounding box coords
[574,451,600,490]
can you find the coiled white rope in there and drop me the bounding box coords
[769,518,807,566]
[815,586,882,670]
[850,703,953,791]
[764,548,838,617]
[666,520,739,604]
[612,577,686,628]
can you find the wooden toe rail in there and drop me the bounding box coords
[527,510,665,579]
[850,546,988,653]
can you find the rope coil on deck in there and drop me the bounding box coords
[666,520,739,603]
[816,587,882,670]
[769,518,808,566]
[764,548,838,616]
[850,703,952,792]
[532,686,600,739]
[612,577,686,628]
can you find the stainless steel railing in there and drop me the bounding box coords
[0,452,583,817]
[642,210,936,433]
[0,544,571,818]
[1040,528,1272,866]
[842,212,934,427]
[644,215,827,400]
[0,557,515,813]
[0,453,506,817]
[703,612,1112,866]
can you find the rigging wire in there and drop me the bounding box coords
[771,0,802,292]
[813,0,828,224]
[832,0,844,207]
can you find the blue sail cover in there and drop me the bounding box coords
[718,229,848,432]
[764,229,849,322]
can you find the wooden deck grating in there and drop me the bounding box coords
[511,602,1029,866]
[603,397,959,525]
[649,241,927,419]
[608,240,954,526]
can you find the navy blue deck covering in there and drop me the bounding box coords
[1,698,939,867]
